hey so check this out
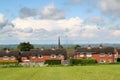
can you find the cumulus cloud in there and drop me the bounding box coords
[40,3,65,20]
[0,13,120,44]
[0,13,8,28]
[98,0,120,17]
[19,7,39,18]
[84,16,103,25]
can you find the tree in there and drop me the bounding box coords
[74,45,81,49]
[17,42,34,51]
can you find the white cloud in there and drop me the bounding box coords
[0,13,8,28]
[99,0,120,17]
[41,2,65,20]
[0,14,120,44]
[19,7,39,18]
[112,30,120,36]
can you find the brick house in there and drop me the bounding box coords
[74,45,117,63]
[21,48,67,62]
[0,48,67,63]
[0,49,19,61]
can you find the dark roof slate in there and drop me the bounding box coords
[75,47,115,54]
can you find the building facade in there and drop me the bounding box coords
[74,45,117,63]
[0,48,67,63]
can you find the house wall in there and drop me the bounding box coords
[74,53,115,63]
[0,57,17,60]
[28,54,65,62]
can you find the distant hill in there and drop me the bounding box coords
[0,44,120,49]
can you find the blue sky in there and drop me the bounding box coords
[0,0,120,44]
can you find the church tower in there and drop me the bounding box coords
[58,36,61,49]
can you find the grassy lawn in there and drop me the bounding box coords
[0,65,120,80]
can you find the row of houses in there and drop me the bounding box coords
[0,45,120,63]
[0,48,67,63]
[0,37,120,63]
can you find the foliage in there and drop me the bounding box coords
[70,58,97,65]
[117,58,120,62]
[70,59,81,65]
[17,42,34,51]
[60,45,63,48]
[0,60,18,65]
[74,45,81,49]
[81,59,97,65]
[45,60,61,65]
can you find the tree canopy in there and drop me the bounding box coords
[17,42,34,51]
[74,45,81,49]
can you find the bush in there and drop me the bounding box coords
[70,58,97,65]
[70,59,81,65]
[45,60,61,65]
[117,58,120,62]
[0,60,18,65]
[81,59,97,65]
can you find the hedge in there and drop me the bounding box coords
[45,60,61,65]
[70,58,97,65]
[0,60,18,65]
[117,58,120,62]
[81,59,97,65]
[70,59,81,65]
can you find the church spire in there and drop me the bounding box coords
[58,36,60,49]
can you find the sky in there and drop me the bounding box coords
[0,0,120,44]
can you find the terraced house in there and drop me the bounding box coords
[74,45,118,63]
[0,48,67,63]
[0,37,67,63]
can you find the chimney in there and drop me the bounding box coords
[99,44,103,49]
[4,48,10,53]
[87,45,91,49]
[58,36,60,49]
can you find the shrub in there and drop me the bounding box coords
[69,58,97,65]
[117,58,120,62]
[0,60,18,65]
[45,60,61,65]
[81,59,97,65]
[70,59,81,65]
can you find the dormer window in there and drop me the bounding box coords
[86,53,92,57]
[51,47,55,50]
[40,48,44,51]
[87,45,91,49]
[3,56,8,60]
[80,53,84,57]
[99,44,103,49]
[38,54,43,58]
[100,53,105,57]
[11,56,15,60]
[108,52,112,56]
[32,56,36,59]
[58,54,63,58]
[51,54,56,58]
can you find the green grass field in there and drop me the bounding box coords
[0,65,120,80]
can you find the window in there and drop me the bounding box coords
[32,56,36,59]
[100,59,106,63]
[80,53,84,57]
[38,54,43,58]
[51,54,56,58]
[11,56,15,60]
[3,56,8,60]
[86,53,92,57]
[108,52,112,57]
[100,53,105,57]
[58,54,63,58]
